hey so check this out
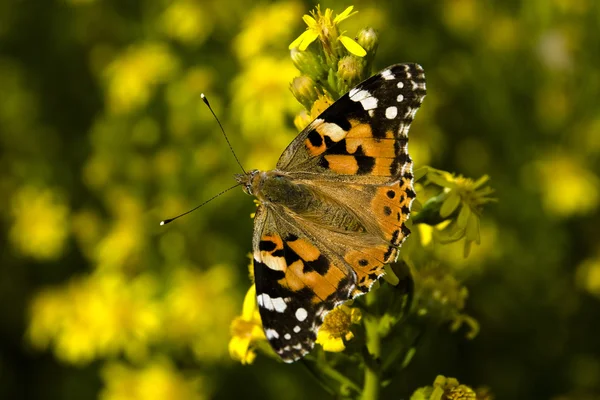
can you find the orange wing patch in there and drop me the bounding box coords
[323,155,359,174]
[344,244,396,297]
[371,183,412,246]
[345,138,395,158]
[260,235,350,304]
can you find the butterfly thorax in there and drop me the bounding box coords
[235,169,366,233]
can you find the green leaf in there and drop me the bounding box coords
[440,190,461,218]
[465,214,481,244]
[413,166,428,182]
[463,239,472,258]
[435,222,465,243]
[427,173,456,189]
[456,204,471,229]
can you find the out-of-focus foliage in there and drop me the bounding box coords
[0,0,599,399]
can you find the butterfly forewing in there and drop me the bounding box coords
[277,63,426,182]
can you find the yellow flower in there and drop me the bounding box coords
[9,186,69,260]
[234,2,303,60]
[163,265,238,362]
[410,375,492,400]
[27,273,161,365]
[100,359,206,400]
[104,42,178,114]
[415,168,495,257]
[315,305,361,352]
[289,6,366,57]
[229,285,266,364]
[231,56,298,170]
[533,152,599,217]
[161,1,212,46]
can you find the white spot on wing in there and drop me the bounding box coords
[265,329,279,339]
[271,296,287,313]
[381,69,394,80]
[293,326,301,333]
[257,293,272,310]
[320,122,346,141]
[385,106,398,119]
[397,94,404,102]
[284,333,291,340]
[350,89,370,102]
[397,81,404,89]
[360,97,378,111]
[295,307,308,322]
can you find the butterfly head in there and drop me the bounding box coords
[235,169,261,196]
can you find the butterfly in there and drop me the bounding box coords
[235,63,426,363]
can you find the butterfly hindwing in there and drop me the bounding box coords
[252,206,354,362]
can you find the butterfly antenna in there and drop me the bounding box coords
[160,183,241,226]
[201,93,246,174]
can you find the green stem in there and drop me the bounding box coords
[300,358,361,396]
[320,363,362,394]
[362,296,381,400]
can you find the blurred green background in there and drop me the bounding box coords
[1,0,599,399]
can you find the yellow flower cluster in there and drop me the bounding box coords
[27,273,161,364]
[315,305,362,352]
[28,264,237,365]
[410,375,493,400]
[100,359,206,400]
[10,185,70,261]
[229,285,267,364]
[104,43,178,114]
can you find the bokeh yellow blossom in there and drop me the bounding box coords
[104,42,178,114]
[161,1,212,46]
[576,256,600,299]
[315,305,361,352]
[231,57,298,170]
[234,1,303,60]
[10,186,69,260]
[100,359,206,400]
[229,285,266,364]
[163,265,238,362]
[94,188,145,272]
[28,273,161,364]
[532,152,599,217]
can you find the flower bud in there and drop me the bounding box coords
[337,55,364,84]
[356,27,379,55]
[290,75,319,110]
[290,47,326,81]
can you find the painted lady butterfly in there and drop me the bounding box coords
[236,63,426,362]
